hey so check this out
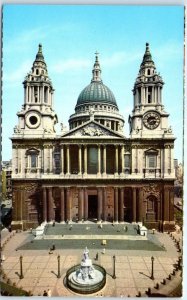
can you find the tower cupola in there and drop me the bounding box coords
[14,44,58,137]
[133,42,164,110]
[129,43,172,138]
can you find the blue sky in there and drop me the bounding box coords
[2,5,184,162]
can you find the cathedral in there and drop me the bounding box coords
[11,43,175,231]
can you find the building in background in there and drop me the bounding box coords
[11,43,175,231]
[2,160,12,201]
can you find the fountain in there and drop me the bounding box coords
[66,247,106,294]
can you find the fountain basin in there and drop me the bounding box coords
[66,264,106,294]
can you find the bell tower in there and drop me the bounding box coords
[13,44,58,137]
[129,43,173,138]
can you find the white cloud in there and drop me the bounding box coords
[3,60,32,84]
[102,51,141,67]
[51,58,91,74]
[4,27,49,54]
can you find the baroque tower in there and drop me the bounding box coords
[129,43,173,138]
[14,44,58,137]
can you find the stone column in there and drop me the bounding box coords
[47,87,50,104]
[119,188,124,222]
[103,145,106,175]
[42,85,44,103]
[49,147,53,173]
[146,86,148,103]
[67,145,70,175]
[103,187,107,222]
[158,86,160,103]
[97,145,101,176]
[43,187,47,222]
[32,86,34,103]
[84,188,88,220]
[132,188,136,222]
[115,145,119,175]
[60,145,64,175]
[152,86,154,103]
[24,86,27,102]
[97,187,103,221]
[37,86,39,102]
[141,86,144,104]
[120,145,124,174]
[66,188,71,221]
[164,187,169,221]
[48,187,54,222]
[78,145,82,175]
[114,187,118,222]
[20,149,25,175]
[60,188,65,222]
[84,145,87,175]
[169,188,174,222]
[78,188,84,221]
[138,188,143,222]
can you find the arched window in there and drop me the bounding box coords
[26,148,39,171]
[147,69,150,75]
[145,148,158,171]
[36,69,39,75]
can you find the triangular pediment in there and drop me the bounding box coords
[62,120,124,138]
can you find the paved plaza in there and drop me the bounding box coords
[1,223,182,297]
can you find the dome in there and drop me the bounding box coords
[76,81,118,108]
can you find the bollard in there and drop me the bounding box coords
[112,255,116,279]
[155,283,159,289]
[19,255,24,279]
[162,279,166,285]
[147,288,151,295]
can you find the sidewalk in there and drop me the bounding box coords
[1,228,182,297]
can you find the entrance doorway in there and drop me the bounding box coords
[88,195,98,219]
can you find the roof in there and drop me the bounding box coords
[76,81,118,108]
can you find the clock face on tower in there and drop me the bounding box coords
[143,111,160,129]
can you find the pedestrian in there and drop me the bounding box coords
[47,289,52,297]
[95,252,98,261]
[43,290,47,296]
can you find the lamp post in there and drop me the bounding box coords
[151,256,154,280]
[19,255,24,279]
[112,255,116,279]
[57,255,61,278]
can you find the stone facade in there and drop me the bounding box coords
[11,44,175,231]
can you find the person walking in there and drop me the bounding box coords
[43,290,47,296]
[47,289,52,297]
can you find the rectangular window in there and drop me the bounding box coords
[148,155,156,168]
[88,147,98,174]
[31,154,37,168]
[124,155,130,168]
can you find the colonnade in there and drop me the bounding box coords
[42,186,125,223]
[24,84,53,105]
[134,85,162,106]
[60,144,125,176]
